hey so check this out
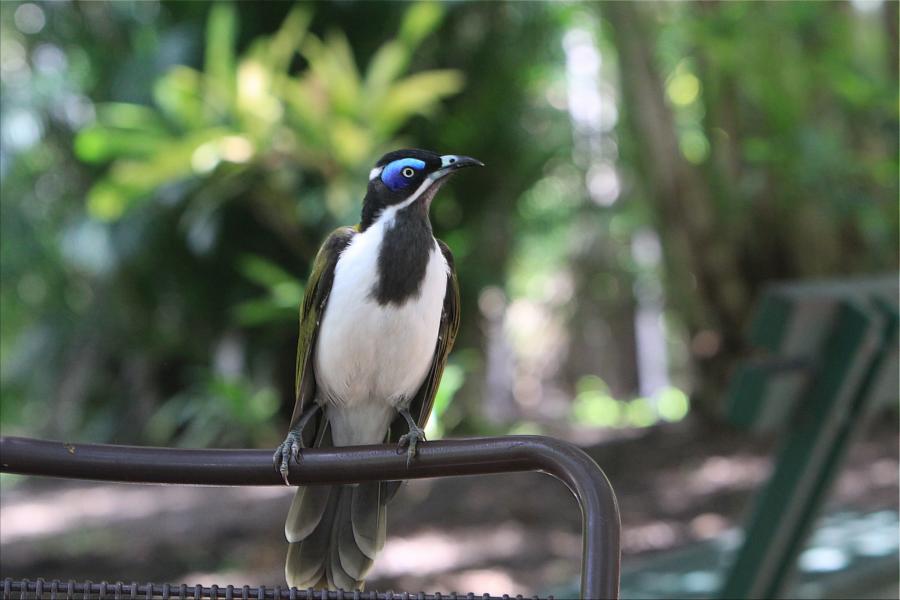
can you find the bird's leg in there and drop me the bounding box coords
[273,403,320,485]
[396,407,426,467]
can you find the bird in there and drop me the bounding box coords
[273,148,482,591]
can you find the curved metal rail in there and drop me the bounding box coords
[0,435,620,599]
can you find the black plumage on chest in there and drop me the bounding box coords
[371,204,434,306]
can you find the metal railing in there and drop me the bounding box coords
[2,579,550,600]
[0,435,620,600]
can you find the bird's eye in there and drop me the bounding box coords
[380,158,425,191]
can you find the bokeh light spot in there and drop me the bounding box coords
[667,71,700,107]
[799,547,850,572]
[14,3,45,35]
[658,387,689,422]
[626,397,656,428]
[679,130,710,164]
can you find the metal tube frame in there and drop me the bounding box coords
[0,435,620,599]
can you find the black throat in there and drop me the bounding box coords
[371,200,434,306]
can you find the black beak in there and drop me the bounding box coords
[431,154,485,180]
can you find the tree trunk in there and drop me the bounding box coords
[602,2,751,417]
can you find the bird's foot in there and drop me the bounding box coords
[397,425,426,468]
[273,429,303,485]
[274,404,320,485]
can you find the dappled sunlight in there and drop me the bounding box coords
[622,520,682,554]
[372,523,528,578]
[647,453,770,516]
[688,512,730,541]
[686,454,771,495]
[451,569,519,597]
[0,483,292,544]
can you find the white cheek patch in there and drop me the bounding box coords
[369,166,383,181]
[375,177,436,227]
[396,177,435,211]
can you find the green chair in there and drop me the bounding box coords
[721,275,898,598]
[616,275,898,600]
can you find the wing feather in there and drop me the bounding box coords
[289,226,357,430]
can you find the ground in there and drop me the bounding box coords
[1,417,897,598]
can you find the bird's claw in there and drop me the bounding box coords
[273,430,303,485]
[397,426,426,468]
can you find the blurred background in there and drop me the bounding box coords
[1,1,897,597]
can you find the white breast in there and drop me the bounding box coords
[313,219,448,446]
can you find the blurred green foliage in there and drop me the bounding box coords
[0,1,896,447]
[75,3,462,223]
[146,369,279,447]
[603,1,899,413]
[0,1,567,446]
[233,254,305,327]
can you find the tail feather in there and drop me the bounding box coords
[285,538,325,588]
[285,485,338,587]
[285,483,387,590]
[336,489,374,583]
[285,485,332,542]
[329,491,365,590]
[351,481,387,558]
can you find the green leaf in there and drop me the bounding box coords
[281,76,330,145]
[238,254,299,288]
[234,254,303,325]
[74,126,169,164]
[232,299,295,326]
[399,2,444,49]
[364,3,444,106]
[374,70,464,137]
[87,130,227,221]
[235,58,284,135]
[364,41,409,98]
[266,5,312,73]
[205,2,237,95]
[86,181,133,221]
[94,103,168,132]
[107,147,190,190]
[329,119,374,167]
[153,66,207,128]
[301,33,361,117]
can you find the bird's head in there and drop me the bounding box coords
[360,148,483,230]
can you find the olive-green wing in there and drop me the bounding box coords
[289,226,357,432]
[389,239,461,438]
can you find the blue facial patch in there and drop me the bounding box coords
[381,158,426,191]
